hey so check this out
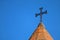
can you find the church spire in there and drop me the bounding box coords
[29,7,53,40]
[35,7,47,23]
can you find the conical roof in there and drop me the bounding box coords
[29,23,53,40]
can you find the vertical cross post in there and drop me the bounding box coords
[35,7,47,23]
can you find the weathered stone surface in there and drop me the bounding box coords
[29,23,53,40]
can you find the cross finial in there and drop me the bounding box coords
[35,7,47,23]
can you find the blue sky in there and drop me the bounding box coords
[0,0,60,40]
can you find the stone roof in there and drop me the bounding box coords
[29,23,53,40]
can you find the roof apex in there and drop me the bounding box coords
[29,23,53,40]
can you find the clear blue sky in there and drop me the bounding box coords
[0,0,60,40]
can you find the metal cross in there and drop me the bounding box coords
[35,7,47,23]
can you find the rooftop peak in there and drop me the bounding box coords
[29,23,53,40]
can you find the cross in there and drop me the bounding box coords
[35,7,47,23]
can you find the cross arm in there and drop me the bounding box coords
[42,10,47,14]
[35,13,40,17]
